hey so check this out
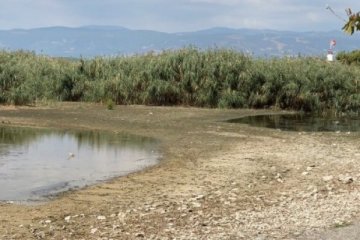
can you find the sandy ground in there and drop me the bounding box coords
[0,103,359,240]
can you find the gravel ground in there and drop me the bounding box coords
[0,103,359,239]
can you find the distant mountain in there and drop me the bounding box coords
[0,26,359,57]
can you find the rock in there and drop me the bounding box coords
[338,174,354,184]
[118,212,126,222]
[35,231,45,239]
[90,228,98,234]
[97,216,106,220]
[302,172,309,176]
[195,195,205,200]
[322,176,334,182]
[275,173,283,183]
[306,166,314,171]
[228,196,237,202]
[64,216,71,222]
[192,202,201,208]
[45,220,52,224]
[136,232,145,238]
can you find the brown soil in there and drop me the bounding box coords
[0,103,359,239]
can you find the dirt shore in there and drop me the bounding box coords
[0,103,359,240]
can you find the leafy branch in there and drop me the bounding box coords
[342,8,360,35]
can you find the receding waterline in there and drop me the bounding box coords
[0,126,160,202]
[227,114,360,132]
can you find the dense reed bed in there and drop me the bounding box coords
[337,50,360,66]
[0,48,359,114]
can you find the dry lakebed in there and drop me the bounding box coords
[0,102,359,239]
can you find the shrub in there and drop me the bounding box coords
[0,48,358,114]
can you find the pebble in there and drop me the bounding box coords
[322,176,334,182]
[90,228,98,234]
[338,174,354,184]
[136,232,145,238]
[302,172,309,176]
[64,216,71,222]
[97,215,106,220]
[192,202,201,208]
[275,173,283,183]
[195,195,205,200]
[306,166,314,171]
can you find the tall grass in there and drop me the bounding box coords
[0,48,359,114]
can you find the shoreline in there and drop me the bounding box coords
[0,103,359,239]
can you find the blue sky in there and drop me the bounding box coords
[0,0,359,32]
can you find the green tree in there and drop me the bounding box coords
[343,8,360,35]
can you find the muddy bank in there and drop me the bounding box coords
[0,103,359,239]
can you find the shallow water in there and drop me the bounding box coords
[0,127,159,202]
[227,114,360,132]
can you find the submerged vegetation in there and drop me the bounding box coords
[0,48,359,114]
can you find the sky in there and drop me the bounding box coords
[0,0,360,32]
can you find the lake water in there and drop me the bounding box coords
[0,127,159,202]
[227,114,360,132]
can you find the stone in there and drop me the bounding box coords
[35,231,45,239]
[97,216,106,220]
[338,174,353,184]
[306,166,314,171]
[90,228,98,234]
[275,173,283,183]
[322,176,334,182]
[195,195,205,200]
[192,202,201,208]
[64,216,71,222]
[136,232,145,238]
[118,212,126,222]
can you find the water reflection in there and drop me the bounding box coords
[227,114,360,132]
[0,127,159,202]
